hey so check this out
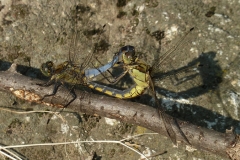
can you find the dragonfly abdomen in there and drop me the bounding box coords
[129,67,151,89]
[87,82,146,99]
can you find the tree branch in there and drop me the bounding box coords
[0,64,239,159]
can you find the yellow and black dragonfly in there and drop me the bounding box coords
[85,27,198,145]
[37,4,197,145]
[39,49,122,107]
[37,4,117,108]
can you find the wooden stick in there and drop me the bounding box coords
[0,64,238,159]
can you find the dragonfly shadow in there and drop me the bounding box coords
[0,60,11,71]
[139,51,240,134]
[162,100,239,134]
[139,91,240,134]
[0,60,45,79]
[155,51,222,99]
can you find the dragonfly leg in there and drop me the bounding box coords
[40,81,62,100]
[91,59,129,85]
[37,79,55,87]
[92,55,133,84]
[46,85,76,124]
[108,69,129,85]
[63,86,77,108]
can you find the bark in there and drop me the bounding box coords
[0,64,239,159]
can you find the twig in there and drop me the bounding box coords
[0,67,239,159]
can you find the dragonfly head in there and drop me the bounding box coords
[40,61,55,77]
[121,45,136,64]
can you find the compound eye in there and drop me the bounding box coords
[129,46,135,52]
[41,61,54,77]
[42,65,49,72]
[46,68,51,74]
[46,61,53,68]
[125,52,133,59]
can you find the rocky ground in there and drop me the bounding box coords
[0,0,239,159]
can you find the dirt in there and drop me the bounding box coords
[0,0,239,159]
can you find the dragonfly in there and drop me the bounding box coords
[39,49,122,107]
[84,27,198,144]
[37,5,117,109]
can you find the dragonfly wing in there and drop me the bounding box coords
[151,27,205,96]
[152,27,196,73]
[68,4,104,70]
[149,76,177,144]
[149,76,191,144]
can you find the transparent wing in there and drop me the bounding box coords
[48,4,100,107]
[152,28,195,72]
[67,4,106,70]
[150,28,206,96]
[67,4,91,68]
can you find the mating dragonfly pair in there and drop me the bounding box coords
[39,27,197,145]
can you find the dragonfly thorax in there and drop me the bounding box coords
[41,61,73,77]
